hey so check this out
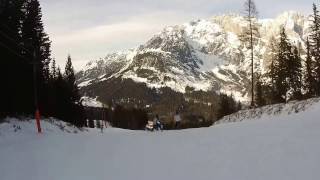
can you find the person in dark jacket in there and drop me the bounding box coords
[154,114,163,131]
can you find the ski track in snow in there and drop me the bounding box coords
[1,99,320,180]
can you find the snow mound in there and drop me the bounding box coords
[215,98,320,125]
[0,117,84,137]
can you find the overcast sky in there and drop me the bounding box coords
[40,0,315,70]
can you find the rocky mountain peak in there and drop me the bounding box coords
[77,11,309,103]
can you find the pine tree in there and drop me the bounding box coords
[47,58,58,117]
[255,75,266,107]
[242,0,259,107]
[237,101,242,111]
[0,0,87,125]
[309,3,320,96]
[0,0,41,115]
[1,1,18,115]
[50,58,57,80]
[22,0,51,80]
[273,28,292,103]
[265,36,279,104]
[88,119,95,128]
[217,94,229,120]
[287,46,302,100]
[0,0,6,11]
[54,67,68,120]
[21,0,52,116]
[216,94,237,119]
[269,58,277,103]
[96,120,101,129]
[305,38,316,97]
[65,55,80,102]
[270,28,303,102]
[63,55,86,127]
[0,0,23,46]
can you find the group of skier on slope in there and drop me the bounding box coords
[145,110,182,131]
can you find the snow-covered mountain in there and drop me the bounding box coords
[77,11,310,102]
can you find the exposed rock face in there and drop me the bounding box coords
[77,11,309,103]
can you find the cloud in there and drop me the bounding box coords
[49,11,197,70]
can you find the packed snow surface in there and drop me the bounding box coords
[1,99,320,180]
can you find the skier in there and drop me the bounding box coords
[100,120,104,133]
[174,111,181,129]
[154,114,163,131]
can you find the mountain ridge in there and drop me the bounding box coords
[76,11,310,103]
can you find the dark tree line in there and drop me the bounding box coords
[0,0,85,127]
[216,93,242,120]
[112,105,148,130]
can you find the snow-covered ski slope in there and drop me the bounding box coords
[1,98,320,180]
